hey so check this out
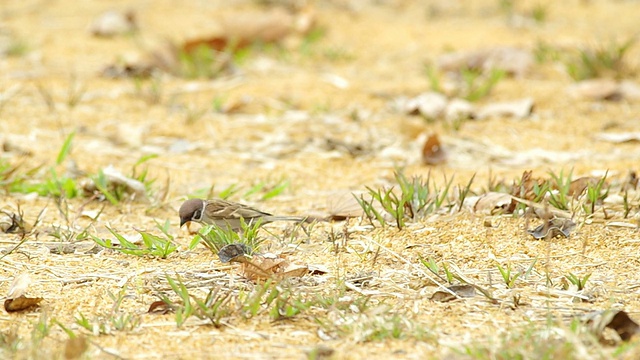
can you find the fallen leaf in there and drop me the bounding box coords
[437,47,533,77]
[473,192,513,214]
[0,210,28,233]
[568,80,640,101]
[7,273,31,299]
[147,300,172,314]
[239,253,286,281]
[430,284,476,302]
[90,10,137,38]
[510,170,545,201]
[396,92,447,119]
[182,7,316,54]
[567,79,621,101]
[596,132,640,144]
[4,295,43,312]
[280,263,309,278]
[585,310,640,342]
[308,264,329,275]
[568,176,607,196]
[527,218,576,239]
[325,191,364,221]
[476,98,534,119]
[217,243,250,263]
[445,98,475,121]
[83,165,147,201]
[422,133,447,165]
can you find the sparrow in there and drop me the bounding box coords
[179,198,309,231]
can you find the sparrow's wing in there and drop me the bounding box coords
[206,199,272,220]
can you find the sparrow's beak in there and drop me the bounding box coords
[180,217,189,227]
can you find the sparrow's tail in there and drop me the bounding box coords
[265,215,315,224]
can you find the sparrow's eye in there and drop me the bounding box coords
[193,209,202,219]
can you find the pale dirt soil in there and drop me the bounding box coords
[1,0,640,359]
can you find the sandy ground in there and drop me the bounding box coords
[1,0,640,359]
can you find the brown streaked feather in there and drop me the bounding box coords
[205,199,272,220]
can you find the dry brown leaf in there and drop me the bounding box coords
[90,10,137,38]
[511,170,544,201]
[182,7,316,54]
[148,300,172,314]
[396,92,447,118]
[474,192,513,214]
[422,133,447,165]
[430,284,476,302]
[64,336,88,360]
[596,132,640,144]
[308,264,329,275]
[217,243,250,263]
[239,254,286,281]
[0,210,29,233]
[445,98,475,121]
[567,79,621,101]
[4,295,43,312]
[585,310,640,342]
[568,176,607,196]
[7,273,31,299]
[325,191,364,221]
[83,165,147,201]
[568,80,640,101]
[280,263,309,278]
[437,47,533,77]
[476,98,534,120]
[527,218,576,239]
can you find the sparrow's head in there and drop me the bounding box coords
[179,198,205,227]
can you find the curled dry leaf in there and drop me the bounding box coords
[568,80,640,101]
[437,47,534,77]
[148,300,173,314]
[217,243,250,263]
[0,210,29,233]
[445,98,475,121]
[567,79,621,101]
[237,253,309,281]
[83,165,147,200]
[7,273,31,299]
[90,10,137,38]
[511,170,545,202]
[422,133,447,165]
[430,284,476,302]
[396,92,447,119]
[308,264,329,275]
[324,191,364,221]
[527,218,576,239]
[182,7,316,54]
[596,132,640,144]
[240,253,286,281]
[476,98,534,120]
[568,176,607,196]
[473,192,513,214]
[584,310,640,342]
[5,295,43,312]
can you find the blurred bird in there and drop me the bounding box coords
[179,198,308,231]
